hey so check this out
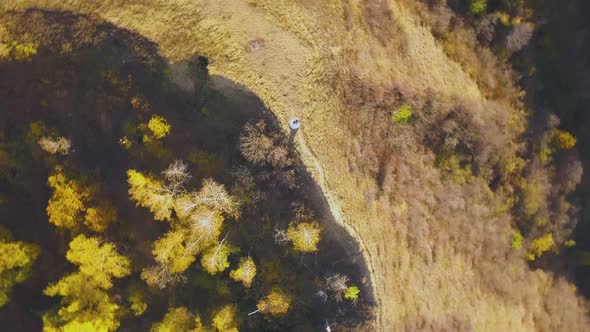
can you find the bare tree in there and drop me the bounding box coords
[141,264,186,289]
[273,227,289,246]
[316,290,328,303]
[325,273,349,302]
[38,136,71,155]
[193,179,239,218]
[162,160,191,195]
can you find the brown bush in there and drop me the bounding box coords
[240,123,293,168]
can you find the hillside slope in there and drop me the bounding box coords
[3,0,589,330]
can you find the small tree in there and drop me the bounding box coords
[65,235,131,288]
[344,285,360,301]
[528,233,555,261]
[286,221,322,253]
[391,104,413,125]
[193,179,240,218]
[43,235,131,331]
[84,201,117,233]
[38,136,71,155]
[469,0,487,15]
[250,289,291,316]
[152,229,193,273]
[212,304,239,332]
[127,169,174,222]
[229,257,257,288]
[47,168,89,229]
[127,284,147,317]
[325,273,349,302]
[150,307,194,332]
[201,239,236,275]
[0,229,40,307]
[553,129,577,150]
[273,227,289,246]
[146,115,171,141]
[162,160,191,193]
[140,264,186,289]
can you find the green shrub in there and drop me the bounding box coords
[344,286,360,300]
[469,0,488,15]
[391,104,413,125]
[511,231,523,249]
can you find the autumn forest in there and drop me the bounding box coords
[0,10,371,331]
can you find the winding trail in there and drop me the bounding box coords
[296,130,383,326]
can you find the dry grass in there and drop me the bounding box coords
[2,0,589,331]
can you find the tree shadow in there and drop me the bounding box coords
[0,8,374,331]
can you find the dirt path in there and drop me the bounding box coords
[296,131,383,321]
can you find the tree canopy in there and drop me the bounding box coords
[256,289,291,316]
[43,235,131,331]
[286,221,322,253]
[229,257,256,288]
[0,229,40,307]
[47,168,89,229]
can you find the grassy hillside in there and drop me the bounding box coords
[2,0,589,330]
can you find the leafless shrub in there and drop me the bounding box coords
[324,273,349,302]
[231,166,262,207]
[38,136,71,155]
[268,145,290,168]
[291,202,315,222]
[240,123,274,165]
[162,160,191,194]
[533,277,590,332]
[273,227,289,246]
[194,178,239,218]
[240,123,293,168]
[316,290,328,303]
[476,15,497,45]
[162,160,191,184]
[506,23,534,54]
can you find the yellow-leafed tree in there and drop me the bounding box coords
[127,169,174,221]
[43,273,120,332]
[150,307,194,332]
[229,257,256,288]
[152,229,194,273]
[43,235,131,331]
[201,242,235,275]
[65,235,131,288]
[212,304,239,332]
[0,228,40,307]
[528,233,555,261]
[147,115,171,140]
[254,289,291,316]
[84,201,117,233]
[286,221,321,253]
[47,169,89,229]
